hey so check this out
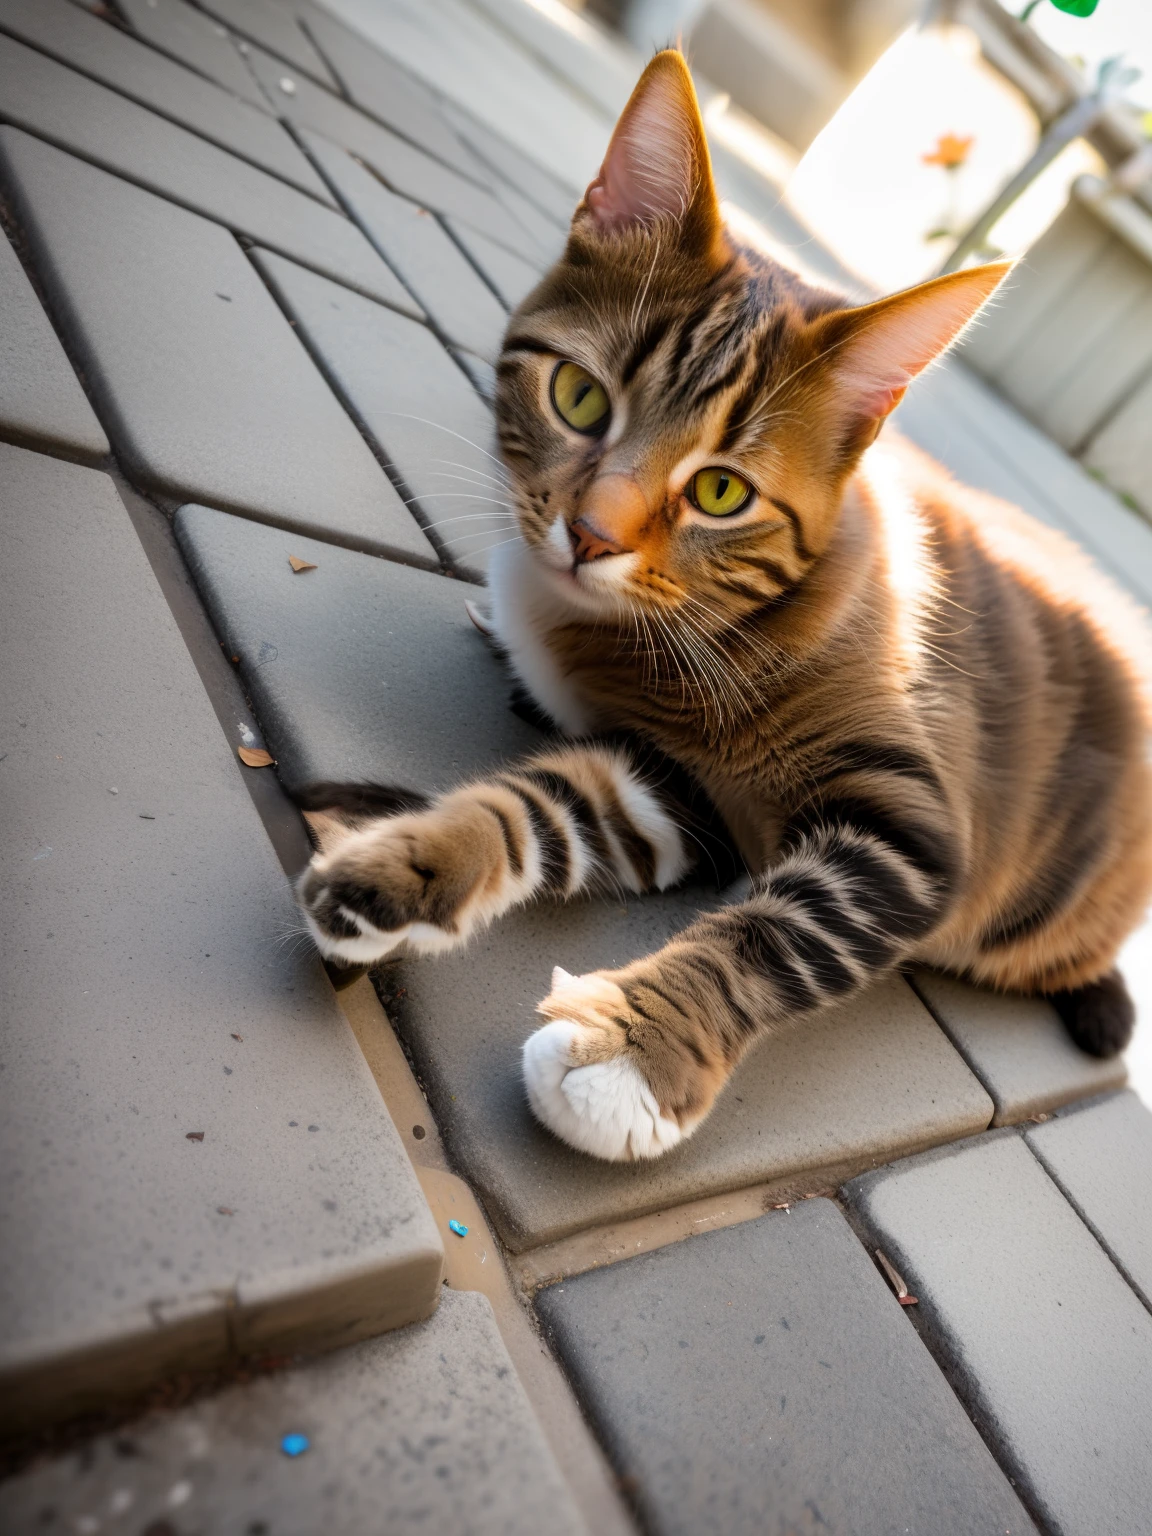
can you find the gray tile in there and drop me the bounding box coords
[174,505,541,796]
[0,229,109,464]
[1026,1090,1152,1311]
[536,1199,1032,1536]
[115,0,269,109]
[444,100,583,225]
[845,1131,1152,1535]
[0,0,336,203]
[453,347,498,404]
[321,0,607,194]
[302,129,509,361]
[493,180,569,261]
[243,36,466,184]
[252,248,510,576]
[911,970,1126,1126]
[197,0,338,87]
[246,42,551,258]
[465,0,635,122]
[1,131,433,564]
[394,926,991,1250]
[0,444,442,1436]
[301,5,493,185]
[445,216,547,310]
[0,1290,584,1536]
[0,33,406,306]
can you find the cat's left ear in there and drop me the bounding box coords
[816,261,1013,429]
[577,49,722,252]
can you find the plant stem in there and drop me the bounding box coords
[1019,0,1043,21]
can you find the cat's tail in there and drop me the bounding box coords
[1049,969,1136,1058]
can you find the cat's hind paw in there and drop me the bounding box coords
[521,968,685,1161]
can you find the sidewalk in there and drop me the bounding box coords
[1,1,1151,1532]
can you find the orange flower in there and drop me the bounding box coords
[922,133,974,169]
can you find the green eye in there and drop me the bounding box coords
[691,467,753,517]
[551,361,610,435]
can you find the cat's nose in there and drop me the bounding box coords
[569,517,624,562]
[571,474,648,562]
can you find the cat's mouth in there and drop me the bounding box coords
[533,518,638,615]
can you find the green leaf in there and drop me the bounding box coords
[1050,0,1100,16]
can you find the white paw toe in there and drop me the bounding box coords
[522,1019,683,1162]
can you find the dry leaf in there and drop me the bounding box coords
[288,556,317,573]
[238,746,274,768]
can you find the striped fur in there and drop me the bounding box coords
[296,52,1152,1160]
[297,744,698,964]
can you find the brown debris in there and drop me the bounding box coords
[876,1249,918,1305]
[237,746,274,768]
[288,556,317,573]
[185,1132,205,1143]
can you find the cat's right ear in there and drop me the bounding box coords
[576,50,722,253]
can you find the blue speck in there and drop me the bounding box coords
[281,1433,310,1457]
[448,1219,468,1238]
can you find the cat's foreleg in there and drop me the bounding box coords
[295,742,715,966]
[523,817,957,1161]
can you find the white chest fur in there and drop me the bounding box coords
[485,538,595,735]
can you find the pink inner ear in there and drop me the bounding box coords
[833,265,1010,423]
[584,69,698,231]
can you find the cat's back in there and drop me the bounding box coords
[888,429,1152,717]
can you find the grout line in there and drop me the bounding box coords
[0,15,342,210]
[241,236,484,583]
[1018,1113,1152,1321]
[336,978,637,1536]
[835,1179,1050,1534]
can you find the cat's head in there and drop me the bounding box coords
[494,50,1008,625]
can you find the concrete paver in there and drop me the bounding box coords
[301,5,492,184]
[911,970,1126,1126]
[114,0,270,111]
[246,40,552,258]
[1,130,433,565]
[1026,1090,1152,1311]
[252,247,510,574]
[0,0,338,197]
[0,1291,584,1536]
[174,505,540,795]
[445,215,548,309]
[396,933,991,1250]
[845,1132,1152,1535]
[0,230,109,464]
[0,444,443,1435]
[301,128,509,360]
[536,1198,1032,1536]
[443,99,583,224]
[453,346,499,403]
[0,32,404,306]
[494,179,568,260]
[196,0,338,87]
[321,0,607,194]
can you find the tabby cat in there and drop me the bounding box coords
[296,51,1152,1161]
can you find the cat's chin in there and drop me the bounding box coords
[535,552,637,619]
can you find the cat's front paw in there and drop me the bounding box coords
[522,967,689,1161]
[296,801,505,965]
